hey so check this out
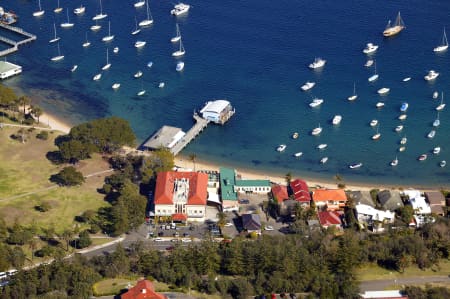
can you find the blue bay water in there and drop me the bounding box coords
[2,0,450,187]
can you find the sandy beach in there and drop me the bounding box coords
[174,155,379,191]
[25,105,71,134]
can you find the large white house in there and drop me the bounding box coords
[200,100,235,125]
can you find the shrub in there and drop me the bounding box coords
[50,166,85,186]
[36,131,49,140]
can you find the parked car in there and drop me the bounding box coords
[153,237,164,242]
[181,238,192,243]
[224,222,233,227]
[238,199,250,204]
[173,232,180,237]
[264,225,274,231]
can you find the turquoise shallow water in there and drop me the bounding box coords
[2,0,450,187]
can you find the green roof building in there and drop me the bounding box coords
[219,167,237,201]
[235,179,271,193]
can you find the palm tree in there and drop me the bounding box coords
[216,212,226,229]
[30,105,43,124]
[60,229,74,251]
[189,153,197,171]
[28,239,38,261]
[17,96,30,115]
[285,172,292,185]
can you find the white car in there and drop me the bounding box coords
[264,225,274,231]
[153,237,164,242]
[181,238,192,243]
[224,222,233,227]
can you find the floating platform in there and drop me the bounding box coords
[0,60,21,79]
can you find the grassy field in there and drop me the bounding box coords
[357,259,450,281]
[0,127,110,232]
[92,278,183,296]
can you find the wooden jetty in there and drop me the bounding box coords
[0,23,36,57]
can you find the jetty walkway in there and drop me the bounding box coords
[0,23,36,57]
[171,113,209,155]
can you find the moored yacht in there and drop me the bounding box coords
[376,102,385,108]
[134,70,143,78]
[171,3,190,16]
[427,130,436,139]
[93,73,102,81]
[332,115,342,125]
[292,132,299,139]
[74,5,85,15]
[383,12,405,37]
[390,156,398,167]
[440,160,446,167]
[317,144,328,150]
[424,70,439,81]
[311,124,322,136]
[398,114,407,121]
[93,0,107,20]
[294,152,303,158]
[433,147,441,154]
[309,98,323,108]
[349,163,363,169]
[436,92,445,111]
[370,119,378,127]
[433,28,448,52]
[418,154,427,161]
[377,87,390,95]
[276,144,287,152]
[176,61,185,72]
[363,43,378,54]
[301,81,315,91]
[309,58,326,69]
[400,137,407,145]
[402,77,411,82]
[320,157,329,164]
[135,41,146,48]
[365,60,374,67]
[395,125,403,132]
[112,83,121,90]
[400,102,408,112]
[347,82,358,101]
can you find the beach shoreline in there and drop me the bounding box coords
[25,105,71,134]
[174,154,443,192]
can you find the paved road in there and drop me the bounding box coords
[359,275,450,291]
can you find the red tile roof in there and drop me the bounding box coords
[154,171,208,205]
[290,179,311,203]
[121,280,167,299]
[318,211,343,227]
[313,189,347,203]
[271,184,289,203]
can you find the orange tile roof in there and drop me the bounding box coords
[271,184,289,203]
[318,211,343,227]
[121,280,167,299]
[312,189,347,202]
[154,171,208,205]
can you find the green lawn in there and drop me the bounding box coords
[0,127,110,233]
[93,278,137,296]
[357,260,450,281]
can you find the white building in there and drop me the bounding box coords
[0,61,21,80]
[402,189,431,214]
[355,204,395,223]
[200,100,235,124]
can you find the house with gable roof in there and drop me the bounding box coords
[312,189,347,211]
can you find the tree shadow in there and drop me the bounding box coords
[46,150,64,165]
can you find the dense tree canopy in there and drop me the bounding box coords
[50,166,85,186]
[55,116,136,163]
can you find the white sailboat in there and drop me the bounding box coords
[131,17,141,35]
[434,28,448,52]
[368,61,379,82]
[54,0,63,13]
[171,24,181,43]
[61,9,74,28]
[93,0,108,20]
[74,5,86,15]
[33,0,45,17]
[102,48,111,70]
[137,80,146,96]
[51,43,64,61]
[82,32,91,47]
[134,0,146,8]
[372,125,381,140]
[436,92,446,111]
[49,23,60,43]
[390,156,398,167]
[102,22,115,42]
[112,83,121,90]
[347,82,358,101]
[93,73,102,81]
[135,41,146,48]
[172,37,185,57]
[71,65,78,72]
[90,20,101,31]
[139,0,154,27]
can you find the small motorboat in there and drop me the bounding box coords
[400,102,409,112]
[433,147,441,154]
[277,144,287,152]
[428,130,436,139]
[309,57,326,69]
[137,89,146,96]
[390,156,398,166]
[418,154,427,161]
[147,61,154,68]
[294,152,303,158]
[320,157,329,164]
[376,102,385,108]
[364,60,374,67]
[402,77,411,82]
[424,70,439,81]
[349,163,363,169]
[363,43,378,54]
[134,71,143,78]
[71,65,78,72]
[93,73,102,81]
[113,47,119,54]
[398,146,406,152]
[112,83,121,90]
[301,81,316,91]
[370,119,378,127]
[176,61,184,72]
[311,125,322,136]
[332,115,342,125]
[135,40,146,48]
[377,87,390,95]
[398,114,407,121]
[317,144,328,150]
[395,125,403,132]
[433,91,439,99]
[158,82,165,88]
[440,160,446,167]
[292,132,299,139]
[309,98,324,108]
[400,137,407,145]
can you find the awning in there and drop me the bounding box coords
[172,213,188,221]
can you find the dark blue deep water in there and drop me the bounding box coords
[3,0,450,187]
